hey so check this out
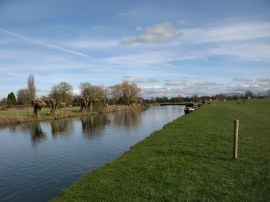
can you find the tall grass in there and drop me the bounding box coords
[0,105,137,125]
[0,107,86,125]
[52,99,270,201]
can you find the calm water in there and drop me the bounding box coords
[0,106,184,202]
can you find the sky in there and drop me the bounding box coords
[0,0,270,99]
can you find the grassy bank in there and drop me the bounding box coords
[0,105,137,125]
[0,107,93,125]
[52,99,270,201]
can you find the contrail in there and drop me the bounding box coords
[0,28,90,58]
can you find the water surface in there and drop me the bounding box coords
[0,106,184,202]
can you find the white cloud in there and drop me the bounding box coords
[123,76,159,83]
[226,77,270,93]
[258,78,270,83]
[1,16,270,99]
[72,88,81,96]
[102,51,176,66]
[164,80,187,86]
[174,21,270,61]
[209,43,270,61]
[192,81,222,95]
[183,21,270,43]
[232,78,253,82]
[139,79,270,98]
[140,86,169,98]
[117,20,270,63]
[121,22,181,45]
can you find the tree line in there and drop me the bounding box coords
[144,90,270,104]
[0,75,142,108]
[1,74,269,108]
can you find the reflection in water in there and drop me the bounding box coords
[6,122,47,146]
[50,119,71,137]
[30,122,47,146]
[80,110,142,137]
[3,110,144,145]
[113,110,141,128]
[80,114,110,137]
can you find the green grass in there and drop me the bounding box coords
[52,99,270,201]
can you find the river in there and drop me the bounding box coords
[0,105,185,202]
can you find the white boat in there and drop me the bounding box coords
[184,103,197,114]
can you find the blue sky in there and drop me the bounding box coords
[0,0,270,99]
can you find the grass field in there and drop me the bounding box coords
[52,99,270,201]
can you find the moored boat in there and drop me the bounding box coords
[184,103,197,114]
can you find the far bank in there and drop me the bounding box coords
[0,105,144,126]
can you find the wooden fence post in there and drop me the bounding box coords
[233,120,239,160]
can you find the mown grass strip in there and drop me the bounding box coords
[52,99,270,201]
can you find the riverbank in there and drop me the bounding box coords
[0,105,141,126]
[52,99,270,201]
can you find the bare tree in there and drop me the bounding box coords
[109,81,141,104]
[17,88,29,105]
[27,74,36,103]
[109,84,122,103]
[49,82,73,106]
[80,82,107,99]
[129,82,141,103]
